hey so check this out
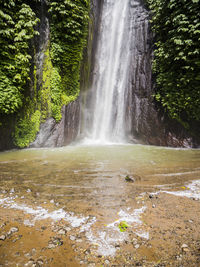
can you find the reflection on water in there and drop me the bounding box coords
[0,144,200,214]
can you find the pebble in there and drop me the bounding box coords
[181,244,189,252]
[105,260,110,265]
[7,227,19,236]
[48,237,63,249]
[135,244,140,249]
[10,188,15,193]
[70,235,76,241]
[64,226,71,232]
[24,259,35,266]
[37,259,44,265]
[47,243,57,249]
[0,223,6,229]
[152,204,156,208]
[58,229,66,235]
[125,175,135,183]
[0,235,6,241]
[27,189,31,193]
[31,248,36,255]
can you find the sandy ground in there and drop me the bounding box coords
[0,191,200,267]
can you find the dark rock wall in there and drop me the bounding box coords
[125,0,199,147]
[87,0,199,148]
[30,99,80,148]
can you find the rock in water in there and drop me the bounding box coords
[125,175,135,183]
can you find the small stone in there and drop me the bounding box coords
[76,239,83,243]
[149,194,154,199]
[50,199,54,204]
[10,188,15,193]
[58,229,66,235]
[152,204,156,208]
[48,243,56,249]
[0,235,6,241]
[135,244,140,249]
[181,244,189,252]
[25,252,31,258]
[105,260,110,265]
[125,175,135,183]
[0,223,6,229]
[7,227,19,236]
[70,235,76,241]
[25,259,35,266]
[31,248,36,255]
[36,259,44,265]
[27,189,31,193]
[64,227,71,232]
[10,227,19,233]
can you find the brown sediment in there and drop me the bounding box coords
[0,208,80,267]
[0,192,200,267]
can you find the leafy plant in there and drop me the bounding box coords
[0,1,39,114]
[147,0,200,129]
[118,221,130,232]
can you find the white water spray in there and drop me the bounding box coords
[82,0,132,144]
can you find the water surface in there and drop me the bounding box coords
[1,144,200,215]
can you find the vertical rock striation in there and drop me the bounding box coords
[125,0,198,147]
[81,0,199,147]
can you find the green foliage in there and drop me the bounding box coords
[14,110,41,148]
[0,1,39,114]
[118,221,130,232]
[0,0,90,148]
[40,46,52,121]
[147,0,200,127]
[48,0,90,120]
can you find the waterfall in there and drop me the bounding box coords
[81,0,133,144]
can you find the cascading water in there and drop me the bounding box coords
[81,0,133,144]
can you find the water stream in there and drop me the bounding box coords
[0,145,200,220]
[82,0,132,143]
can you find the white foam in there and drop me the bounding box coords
[162,179,200,199]
[85,206,149,257]
[0,197,93,228]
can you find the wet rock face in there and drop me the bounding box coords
[30,99,80,148]
[124,0,198,147]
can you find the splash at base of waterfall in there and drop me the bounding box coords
[81,0,133,144]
